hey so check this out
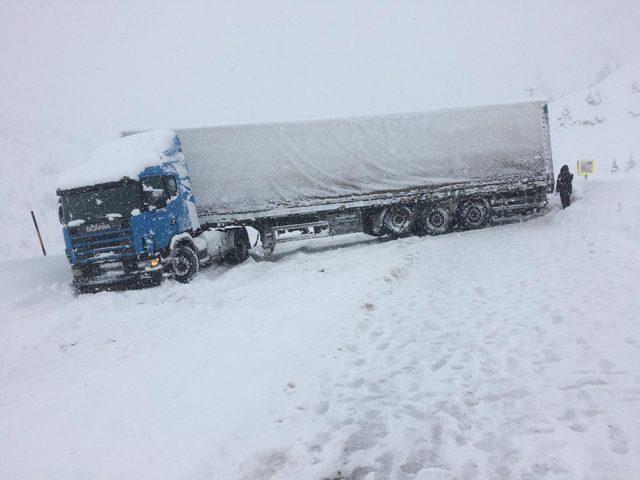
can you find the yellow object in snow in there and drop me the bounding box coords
[577,159,596,176]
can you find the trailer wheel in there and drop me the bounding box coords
[382,205,415,236]
[226,228,250,264]
[171,245,199,283]
[457,199,490,229]
[420,205,453,235]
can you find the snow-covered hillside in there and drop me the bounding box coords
[1,178,638,479]
[0,119,90,259]
[550,56,640,178]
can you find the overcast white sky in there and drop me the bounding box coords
[1,0,639,145]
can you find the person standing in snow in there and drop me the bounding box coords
[556,165,574,209]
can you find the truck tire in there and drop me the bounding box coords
[171,245,199,283]
[420,205,453,235]
[382,205,415,237]
[457,199,490,229]
[226,228,250,264]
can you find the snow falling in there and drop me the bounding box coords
[1,2,639,479]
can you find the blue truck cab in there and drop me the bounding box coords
[56,130,214,292]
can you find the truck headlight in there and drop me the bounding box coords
[72,267,84,278]
[150,258,161,268]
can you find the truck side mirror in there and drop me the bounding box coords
[58,205,64,224]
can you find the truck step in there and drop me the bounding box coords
[272,221,330,243]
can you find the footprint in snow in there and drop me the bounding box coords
[608,424,629,455]
[361,302,376,312]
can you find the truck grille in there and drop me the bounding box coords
[70,225,135,264]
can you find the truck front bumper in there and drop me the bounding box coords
[71,257,163,292]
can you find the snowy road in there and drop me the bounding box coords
[1,180,639,480]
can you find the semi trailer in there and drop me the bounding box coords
[56,101,554,291]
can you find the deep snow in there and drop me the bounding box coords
[1,178,638,479]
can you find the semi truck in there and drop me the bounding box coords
[56,101,554,292]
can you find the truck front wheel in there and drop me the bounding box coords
[171,245,199,283]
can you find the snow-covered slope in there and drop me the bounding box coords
[0,119,90,260]
[550,56,640,178]
[1,178,639,479]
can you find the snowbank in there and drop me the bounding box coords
[57,129,178,190]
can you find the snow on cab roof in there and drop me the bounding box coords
[57,129,177,190]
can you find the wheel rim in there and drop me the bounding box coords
[468,206,482,223]
[384,206,413,234]
[429,211,445,228]
[391,213,406,229]
[173,255,190,276]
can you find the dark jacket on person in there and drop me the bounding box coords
[556,165,573,194]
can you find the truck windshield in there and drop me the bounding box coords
[59,182,142,223]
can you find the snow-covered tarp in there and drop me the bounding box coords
[176,101,552,215]
[57,130,178,190]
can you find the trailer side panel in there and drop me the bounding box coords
[175,101,552,219]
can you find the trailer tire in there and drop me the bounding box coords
[171,245,199,283]
[226,228,250,264]
[420,205,453,235]
[457,199,490,229]
[382,205,415,237]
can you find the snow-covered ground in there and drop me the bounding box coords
[1,178,638,479]
[1,4,639,478]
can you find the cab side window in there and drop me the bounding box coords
[166,176,178,197]
[142,176,168,210]
[143,176,166,195]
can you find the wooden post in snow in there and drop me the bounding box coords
[30,211,47,256]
